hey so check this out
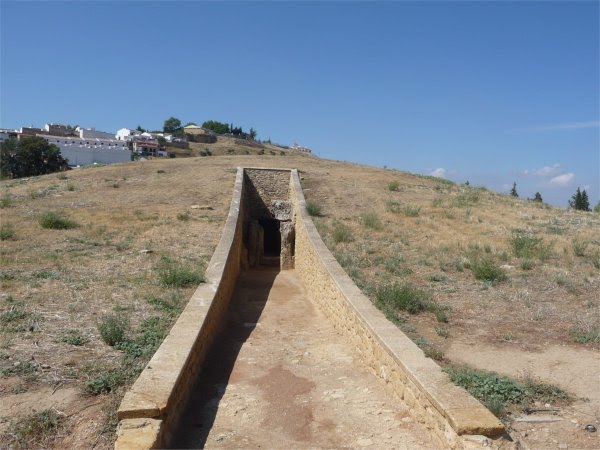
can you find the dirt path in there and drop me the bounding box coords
[447,340,600,449]
[171,267,435,449]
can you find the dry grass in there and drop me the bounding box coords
[1,149,598,447]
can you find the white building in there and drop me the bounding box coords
[116,128,141,141]
[77,127,115,140]
[40,135,130,166]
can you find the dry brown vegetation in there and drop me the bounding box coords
[0,148,598,448]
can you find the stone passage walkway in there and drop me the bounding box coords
[171,268,434,449]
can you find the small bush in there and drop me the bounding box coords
[157,256,205,288]
[332,221,353,244]
[520,259,534,270]
[361,212,382,230]
[98,315,129,347]
[376,283,433,315]
[0,224,15,241]
[39,211,79,230]
[306,201,322,217]
[470,257,506,282]
[387,181,400,191]
[61,329,88,346]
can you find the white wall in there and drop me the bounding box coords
[41,136,130,166]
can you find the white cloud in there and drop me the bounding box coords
[429,168,446,178]
[549,173,575,187]
[524,164,562,177]
[513,121,600,133]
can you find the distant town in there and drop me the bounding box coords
[0,122,312,168]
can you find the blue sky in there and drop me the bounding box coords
[1,1,598,207]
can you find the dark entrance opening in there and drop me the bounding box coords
[259,219,281,257]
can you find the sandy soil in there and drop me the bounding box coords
[171,267,435,449]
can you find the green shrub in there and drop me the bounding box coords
[361,212,382,230]
[39,211,79,230]
[387,181,400,191]
[332,221,353,244]
[306,201,322,217]
[157,256,205,288]
[376,283,433,315]
[470,257,506,282]
[0,224,15,241]
[98,315,129,347]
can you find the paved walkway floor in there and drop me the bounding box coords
[171,267,434,449]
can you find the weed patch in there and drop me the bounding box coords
[85,366,138,395]
[157,256,205,288]
[8,409,64,448]
[444,365,569,418]
[306,201,322,217]
[361,212,382,230]
[510,229,552,261]
[0,224,16,241]
[0,193,15,208]
[60,329,88,346]
[332,221,353,244]
[376,283,434,315]
[402,205,421,217]
[39,211,79,230]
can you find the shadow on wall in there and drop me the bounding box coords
[169,267,278,449]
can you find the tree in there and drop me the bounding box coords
[201,120,230,135]
[532,192,543,203]
[136,125,146,132]
[249,127,257,140]
[569,187,590,211]
[163,117,182,134]
[0,137,68,178]
[510,182,519,198]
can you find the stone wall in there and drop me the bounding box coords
[115,167,246,449]
[289,169,506,449]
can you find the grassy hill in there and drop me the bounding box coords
[1,149,598,448]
